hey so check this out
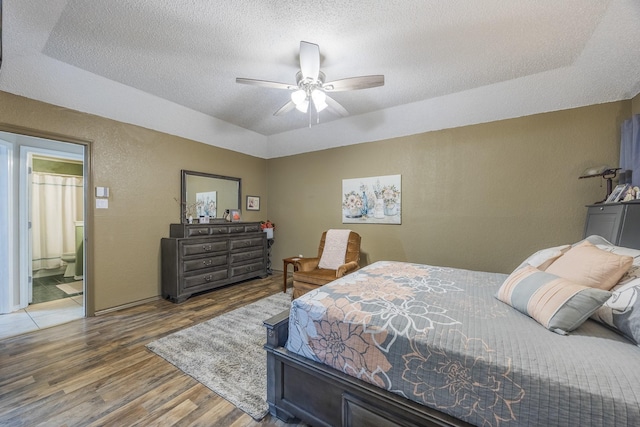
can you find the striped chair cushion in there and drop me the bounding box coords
[496,265,612,334]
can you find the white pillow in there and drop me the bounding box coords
[586,235,640,344]
[514,245,570,271]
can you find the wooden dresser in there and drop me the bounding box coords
[584,202,640,249]
[161,222,267,303]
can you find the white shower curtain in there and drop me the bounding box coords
[31,172,83,271]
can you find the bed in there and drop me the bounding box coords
[264,241,640,427]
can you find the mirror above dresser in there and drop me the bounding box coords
[181,170,241,223]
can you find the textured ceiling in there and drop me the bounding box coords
[1,0,640,158]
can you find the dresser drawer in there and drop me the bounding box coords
[184,225,229,237]
[209,225,229,235]
[231,262,264,277]
[185,225,212,237]
[244,223,261,232]
[230,250,263,264]
[584,204,625,244]
[230,237,264,250]
[229,225,246,233]
[184,269,228,289]
[181,240,228,256]
[183,254,228,273]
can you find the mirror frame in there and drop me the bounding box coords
[181,170,242,223]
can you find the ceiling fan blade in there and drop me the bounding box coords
[299,41,320,81]
[323,75,385,92]
[325,95,349,117]
[274,100,296,116]
[236,78,296,91]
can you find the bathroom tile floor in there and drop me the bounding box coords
[32,274,82,304]
[0,295,84,340]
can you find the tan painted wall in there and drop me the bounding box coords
[267,102,630,274]
[1,88,633,311]
[0,91,267,312]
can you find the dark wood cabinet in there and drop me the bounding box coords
[584,202,640,249]
[161,222,267,303]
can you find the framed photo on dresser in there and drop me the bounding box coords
[605,184,628,203]
[229,209,242,222]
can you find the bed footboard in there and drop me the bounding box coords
[263,312,471,427]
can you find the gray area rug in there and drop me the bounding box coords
[146,291,292,420]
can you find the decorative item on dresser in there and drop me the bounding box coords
[578,166,620,204]
[161,222,267,303]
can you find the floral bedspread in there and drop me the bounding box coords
[286,261,640,427]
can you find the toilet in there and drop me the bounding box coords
[61,253,76,278]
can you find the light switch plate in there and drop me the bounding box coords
[96,199,108,209]
[96,187,110,197]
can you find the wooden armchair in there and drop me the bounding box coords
[292,230,361,298]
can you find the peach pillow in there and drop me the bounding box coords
[545,240,633,290]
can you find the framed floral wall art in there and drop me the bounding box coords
[196,191,217,219]
[342,174,401,224]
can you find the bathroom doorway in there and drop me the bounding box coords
[0,125,93,338]
[29,153,84,305]
[0,129,88,338]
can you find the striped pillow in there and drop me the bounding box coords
[496,265,612,334]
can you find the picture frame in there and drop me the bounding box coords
[229,209,242,222]
[196,191,217,219]
[605,184,628,203]
[246,195,260,211]
[342,174,402,224]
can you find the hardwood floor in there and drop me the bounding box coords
[0,273,306,427]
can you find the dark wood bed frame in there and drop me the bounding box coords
[264,311,472,427]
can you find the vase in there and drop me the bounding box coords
[349,207,360,217]
[361,191,368,216]
[374,198,385,218]
[264,228,274,239]
[384,203,397,216]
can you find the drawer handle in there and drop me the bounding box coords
[204,275,212,282]
[247,266,253,271]
[198,229,207,234]
[203,259,212,266]
[202,245,212,251]
[217,228,225,233]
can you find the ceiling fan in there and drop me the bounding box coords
[236,41,384,119]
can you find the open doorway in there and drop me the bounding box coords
[29,153,84,305]
[0,130,88,339]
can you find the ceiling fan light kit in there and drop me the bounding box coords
[291,89,306,104]
[236,41,384,125]
[311,90,327,112]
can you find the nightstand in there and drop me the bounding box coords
[282,257,301,293]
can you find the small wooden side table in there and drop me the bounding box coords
[282,257,301,293]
